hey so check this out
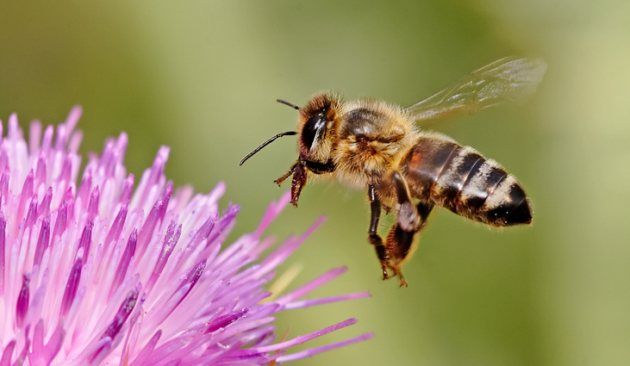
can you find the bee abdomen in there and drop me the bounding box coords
[402,136,531,226]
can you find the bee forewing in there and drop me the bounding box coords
[406,57,547,123]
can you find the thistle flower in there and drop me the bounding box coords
[0,107,372,365]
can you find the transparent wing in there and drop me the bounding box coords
[406,57,547,123]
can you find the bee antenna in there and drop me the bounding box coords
[276,99,300,110]
[239,131,298,166]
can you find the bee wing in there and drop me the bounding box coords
[406,57,547,123]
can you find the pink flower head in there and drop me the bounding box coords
[0,107,371,365]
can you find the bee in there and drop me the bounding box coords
[240,57,547,287]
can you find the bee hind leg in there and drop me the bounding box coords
[385,224,414,287]
[385,202,433,287]
[385,172,434,287]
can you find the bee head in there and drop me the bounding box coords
[297,93,340,164]
[238,94,339,206]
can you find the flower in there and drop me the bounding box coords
[0,107,372,365]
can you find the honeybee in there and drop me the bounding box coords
[240,57,547,287]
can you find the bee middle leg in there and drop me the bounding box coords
[385,172,434,287]
[367,184,389,280]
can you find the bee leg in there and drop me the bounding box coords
[273,161,297,186]
[416,201,434,229]
[384,172,431,287]
[289,162,307,206]
[385,224,413,287]
[367,184,390,280]
[385,201,434,287]
[273,161,308,206]
[391,172,420,232]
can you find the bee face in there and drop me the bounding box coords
[298,93,340,163]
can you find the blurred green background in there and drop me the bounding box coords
[1,1,629,365]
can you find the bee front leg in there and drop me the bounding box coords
[289,162,307,206]
[367,184,390,280]
[274,160,308,206]
[273,161,297,186]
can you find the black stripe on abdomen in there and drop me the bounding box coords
[431,146,484,210]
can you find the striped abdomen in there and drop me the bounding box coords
[401,135,531,226]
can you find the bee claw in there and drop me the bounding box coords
[390,264,409,288]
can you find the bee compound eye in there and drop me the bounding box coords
[301,112,327,150]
